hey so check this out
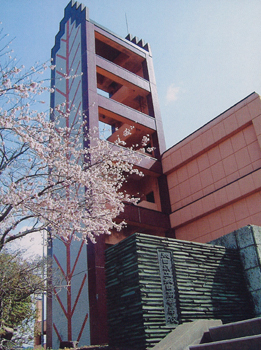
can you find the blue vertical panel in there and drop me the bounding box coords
[48,2,90,348]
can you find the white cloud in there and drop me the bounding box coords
[166,84,180,103]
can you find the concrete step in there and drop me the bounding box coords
[209,316,261,342]
[189,334,261,350]
[151,319,222,350]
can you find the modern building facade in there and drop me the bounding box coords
[47,1,261,348]
[162,92,261,243]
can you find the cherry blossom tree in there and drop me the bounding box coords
[0,31,143,252]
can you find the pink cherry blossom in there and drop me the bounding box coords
[0,41,146,250]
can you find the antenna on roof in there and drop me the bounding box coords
[125,13,129,34]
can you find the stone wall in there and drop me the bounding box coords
[105,233,253,349]
[210,224,261,317]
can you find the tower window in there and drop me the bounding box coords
[146,191,155,203]
[99,120,113,140]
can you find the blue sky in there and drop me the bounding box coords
[1,0,261,149]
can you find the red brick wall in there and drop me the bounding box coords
[162,92,261,242]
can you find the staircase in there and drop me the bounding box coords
[190,317,261,350]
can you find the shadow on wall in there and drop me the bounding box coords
[211,251,254,323]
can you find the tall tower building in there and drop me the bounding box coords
[47,1,171,348]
